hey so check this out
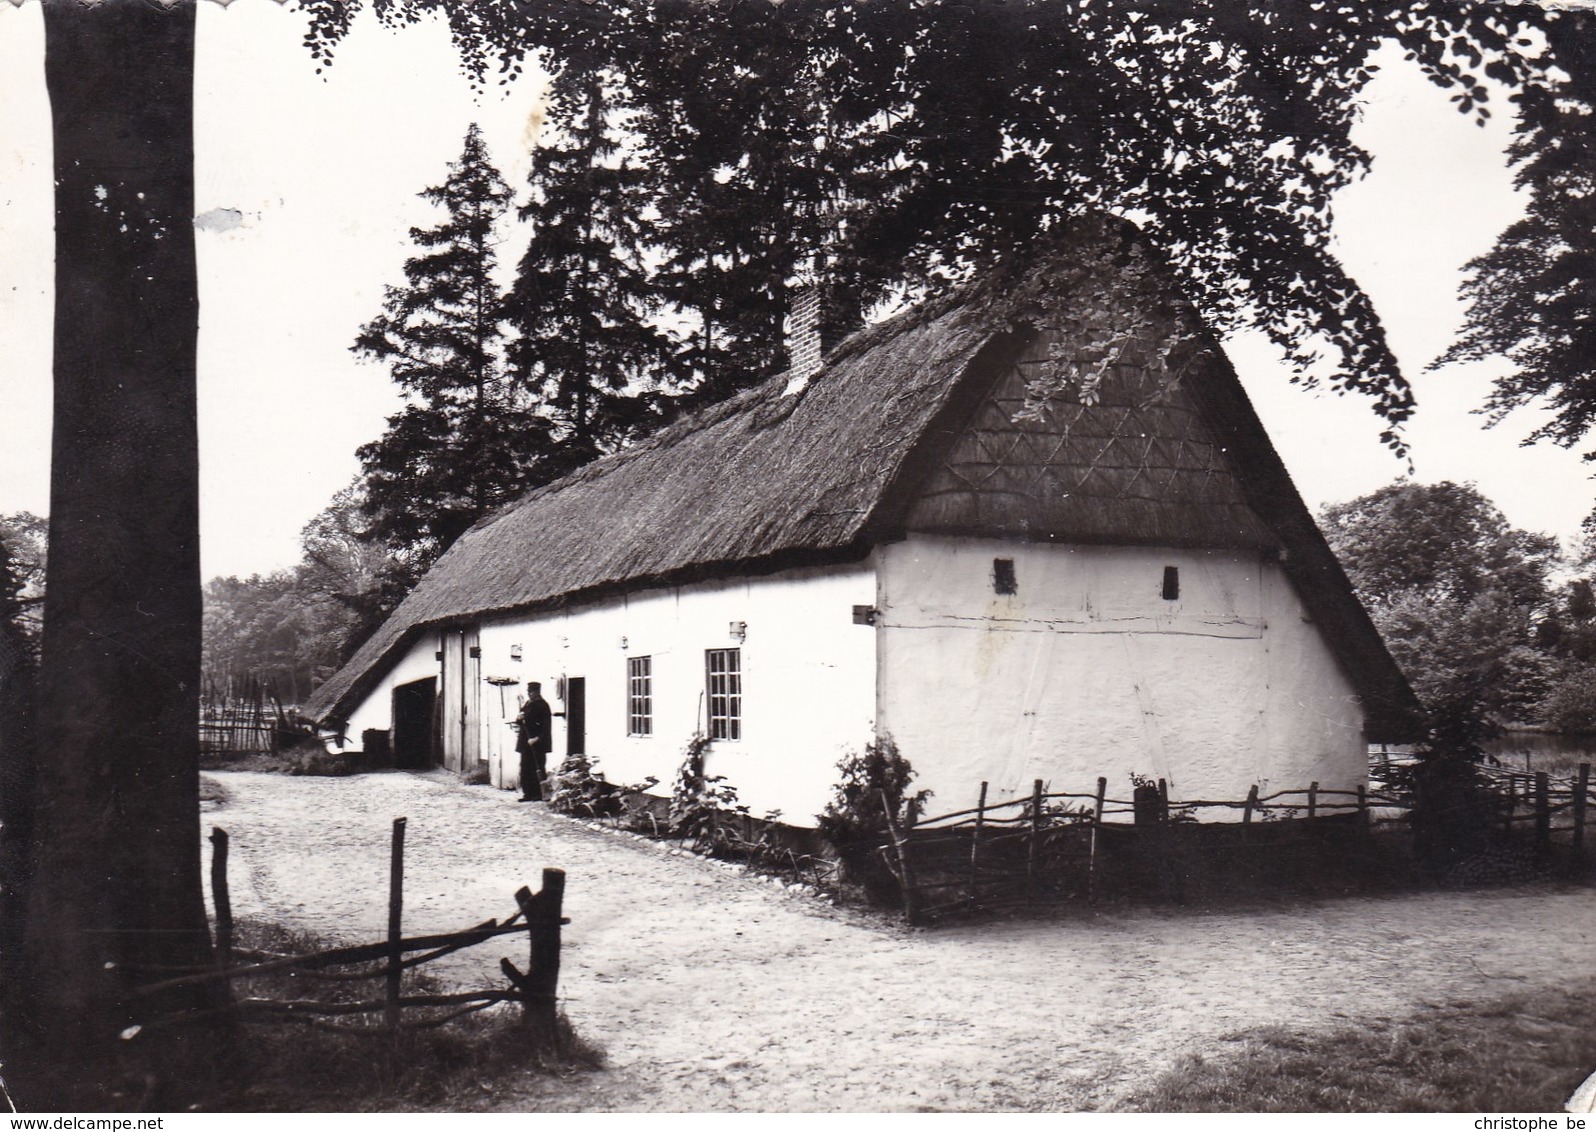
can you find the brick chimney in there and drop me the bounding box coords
[784,283,823,395]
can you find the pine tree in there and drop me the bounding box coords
[353,124,553,575]
[505,65,670,472]
[635,2,886,405]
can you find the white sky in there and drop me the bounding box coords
[1,2,1591,579]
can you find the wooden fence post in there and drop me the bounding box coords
[1242,784,1259,837]
[1356,784,1369,832]
[1535,772,1551,853]
[1087,776,1107,904]
[1155,777,1175,902]
[1026,778,1043,900]
[968,781,988,908]
[1307,781,1319,822]
[209,827,233,970]
[1574,763,1590,857]
[386,816,407,1048]
[524,867,565,1048]
[209,827,234,1009]
[880,790,920,925]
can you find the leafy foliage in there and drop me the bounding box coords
[667,733,752,852]
[1532,569,1596,734]
[201,483,396,702]
[816,737,929,884]
[1320,481,1560,750]
[1439,8,1596,457]
[546,751,644,819]
[301,2,1579,453]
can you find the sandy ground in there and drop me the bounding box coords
[202,769,1596,1112]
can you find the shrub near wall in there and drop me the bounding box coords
[816,739,929,906]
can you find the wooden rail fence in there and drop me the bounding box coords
[1475,762,1593,854]
[134,819,567,1048]
[883,765,1596,923]
[199,675,294,757]
[885,773,1493,923]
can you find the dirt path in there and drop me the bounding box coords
[203,770,1596,1112]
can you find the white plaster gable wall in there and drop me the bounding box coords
[874,534,1365,816]
[342,632,442,743]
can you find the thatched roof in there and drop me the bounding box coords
[305,215,1420,738]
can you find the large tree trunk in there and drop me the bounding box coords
[14,0,219,1108]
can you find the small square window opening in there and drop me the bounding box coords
[993,558,1017,595]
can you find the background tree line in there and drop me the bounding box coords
[1319,481,1596,751]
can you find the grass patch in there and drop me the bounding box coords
[1121,983,1596,1112]
[206,922,603,1112]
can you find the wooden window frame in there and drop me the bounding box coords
[626,655,653,737]
[705,648,742,742]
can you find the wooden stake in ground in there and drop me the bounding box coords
[1026,778,1043,900]
[1087,776,1107,904]
[209,828,233,1000]
[386,817,407,1047]
[506,869,566,1051]
[1535,773,1551,854]
[1574,763,1590,858]
[968,781,987,909]
[879,789,920,925]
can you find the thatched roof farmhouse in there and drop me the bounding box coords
[305,215,1417,823]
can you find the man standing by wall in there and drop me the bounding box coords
[516,682,553,801]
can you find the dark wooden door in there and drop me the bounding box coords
[391,677,437,769]
[566,676,586,757]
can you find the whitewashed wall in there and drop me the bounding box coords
[342,562,878,825]
[342,631,441,744]
[874,534,1366,817]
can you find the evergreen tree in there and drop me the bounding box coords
[506,65,670,471]
[354,124,552,576]
[635,2,889,404]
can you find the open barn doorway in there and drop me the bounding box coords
[392,677,438,769]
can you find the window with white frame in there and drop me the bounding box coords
[627,655,652,736]
[705,648,742,741]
